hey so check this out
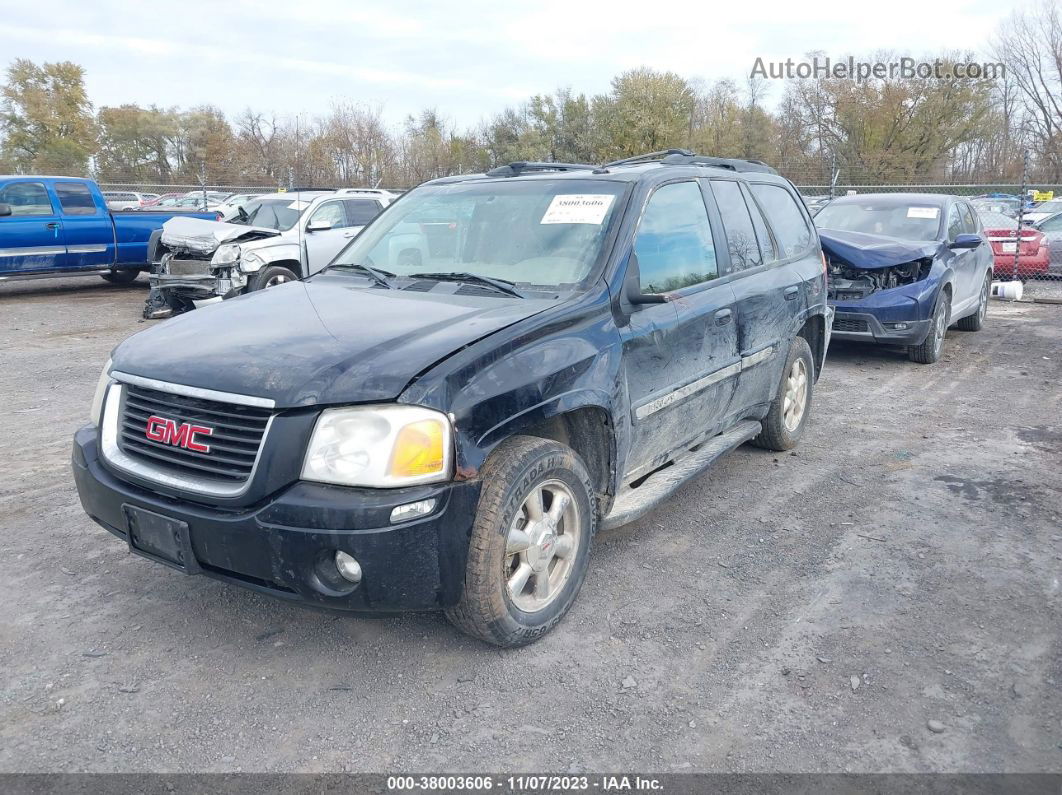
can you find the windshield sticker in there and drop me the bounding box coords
[907,207,939,219]
[541,194,614,225]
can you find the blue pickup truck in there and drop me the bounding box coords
[0,176,217,284]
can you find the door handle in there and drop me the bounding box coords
[783,286,800,301]
[342,231,356,238]
[45,222,60,230]
[714,308,732,326]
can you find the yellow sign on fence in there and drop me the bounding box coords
[1030,190,1054,202]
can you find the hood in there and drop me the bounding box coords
[819,229,941,269]
[112,275,553,407]
[160,216,280,255]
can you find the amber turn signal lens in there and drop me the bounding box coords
[388,420,446,478]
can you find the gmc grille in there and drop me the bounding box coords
[117,384,271,484]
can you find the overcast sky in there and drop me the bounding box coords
[0,0,1036,129]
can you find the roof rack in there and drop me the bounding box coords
[660,153,779,174]
[485,161,596,178]
[602,149,695,168]
[600,150,779,175]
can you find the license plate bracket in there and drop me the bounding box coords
[1002,241,1017,253]
[123,505,200,574]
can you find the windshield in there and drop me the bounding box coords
[329,179,627,288]
[815,200,942,241]
[229,197,312,231]
[1035,200,1062,213]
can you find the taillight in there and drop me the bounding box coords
[215,212,222,221]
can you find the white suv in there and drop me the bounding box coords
[148,190,396,316]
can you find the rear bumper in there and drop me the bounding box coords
[72,425,479,612]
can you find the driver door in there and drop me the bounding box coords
[303,200,355,275]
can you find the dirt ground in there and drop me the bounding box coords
[1,275,1060,774]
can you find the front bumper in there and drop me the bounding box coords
[72,425,479,612]
[830,310,931,345]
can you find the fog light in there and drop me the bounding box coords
[390,498,437,524]
[334,551,362,583]
[887,322,909,330]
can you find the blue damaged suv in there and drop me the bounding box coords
[816,193,995,364]
[72,150,832,647]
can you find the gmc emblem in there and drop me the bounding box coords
[145,415,214,453]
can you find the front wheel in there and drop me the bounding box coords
[250,265,299,291]
[908,292,949,364]
[750,336,814,452]
[956,272,990,332]
[101,269,140,284]
[445,436,596,648]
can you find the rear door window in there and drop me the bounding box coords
[634,181,719,293]
[55,182,97,215]
[0,181,54,216]
[749,183,814,258]
[711,180,762,271]
[344,199,383,226]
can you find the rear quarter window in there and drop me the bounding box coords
[750,183,814,258]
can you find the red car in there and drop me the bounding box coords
[978,210,1050,279]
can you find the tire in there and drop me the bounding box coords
[101,269,140,284]
[956,272,990,332]
[444,436,596,648]
[250,265,299,291]
[908,291,950,364]
[750,336,814,452]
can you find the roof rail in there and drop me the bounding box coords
[485,161,597,178]
[602,149,695,168]
[660,153,779,174]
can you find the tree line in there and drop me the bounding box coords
[1,4,1059,188]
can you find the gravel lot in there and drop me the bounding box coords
[1,275,1060,774]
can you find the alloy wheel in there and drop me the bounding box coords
[504,479,581,613]
[782,357,809,432]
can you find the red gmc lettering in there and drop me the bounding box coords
[145,415,213,453]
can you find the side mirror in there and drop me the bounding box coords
[0,203,11,217]
[623,252,669,305]
[306,220,332,233]
[950,233,982,249]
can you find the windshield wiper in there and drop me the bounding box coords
[410,271,524,298]
[326,262,396,289]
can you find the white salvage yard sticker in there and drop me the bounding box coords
[907,207,939,219]
[541,194,614,225]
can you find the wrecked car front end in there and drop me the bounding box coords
[820,229,943,345]
[148,217,281,314]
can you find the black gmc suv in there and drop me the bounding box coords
[72,150,832,647]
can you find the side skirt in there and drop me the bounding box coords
[601,419,762,531]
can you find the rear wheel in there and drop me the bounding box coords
[751,336,814,452]
[956,272,990,331]
[101,269,140,284]
[444,436,595,648]
[908,292,949,364]
[250,265,298,291]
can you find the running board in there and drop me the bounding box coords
[601,419,762,531]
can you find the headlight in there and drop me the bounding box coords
[90,358,113,426]
[302,405,453,488]
[211,243,241,265]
